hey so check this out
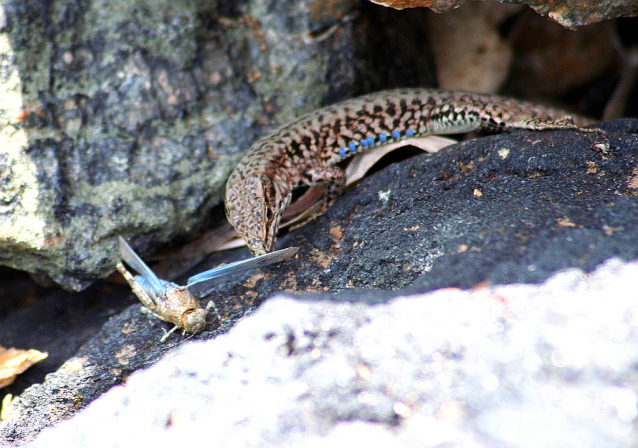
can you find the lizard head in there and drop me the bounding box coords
[225,174,287,256]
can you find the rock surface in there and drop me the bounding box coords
[368,0,638,28]
[2,118,637,444]
[288,119,638,297]
[0,0,356,290]
[1,1,637,445]
[24,256,638,448]
[3,0,629,291]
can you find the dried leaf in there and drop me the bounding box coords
[345,135,456,185]
[506,16,616,98]
[603,45,638,121]
[426,2,517,92]
[0,346,48,389]
[1,393,17,422]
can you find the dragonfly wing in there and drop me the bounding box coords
[186,246,299,287]
[118,236,167,299]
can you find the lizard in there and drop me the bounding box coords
[225,88,608,256]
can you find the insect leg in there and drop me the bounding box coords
[116,262,157,310]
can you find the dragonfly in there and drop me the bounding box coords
[116,236,298,342]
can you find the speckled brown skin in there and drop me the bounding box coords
[225,88,605,256]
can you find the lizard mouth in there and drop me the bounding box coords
[225,175,283,256]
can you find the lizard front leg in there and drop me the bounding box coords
[289,166,347,230]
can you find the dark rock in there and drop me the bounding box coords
[278,119,638,298]
[2,119,636,444]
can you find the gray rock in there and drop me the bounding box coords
[0,0,356,290]
[24,256,638,447]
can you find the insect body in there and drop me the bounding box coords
[116,236,298,341]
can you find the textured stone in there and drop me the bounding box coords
[25,256,638,447]
[2,118,636,444]
[367,0,638,27]
[0,0,356,290]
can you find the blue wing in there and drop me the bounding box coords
[133,275,173,303]
[118,236,168,300]
[186,246,299,287]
